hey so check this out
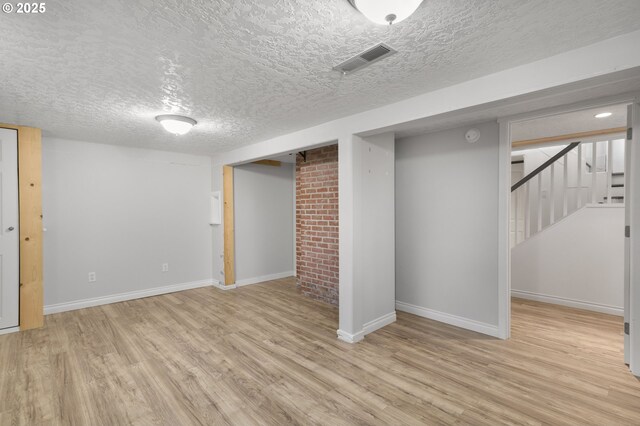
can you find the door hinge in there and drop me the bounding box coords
[626,225,631,238]
[624,322,630,335]
[628,127,633,140]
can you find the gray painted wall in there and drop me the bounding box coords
[234,162,294,282]
[512,205,624,314]
[42,138,213,306]
[395,121,500,326]
[358,134,396,328]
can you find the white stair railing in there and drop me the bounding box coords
[511,139,625,248]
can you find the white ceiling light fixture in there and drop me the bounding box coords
[155,114,197,135]
[348,0,424,25]
[594,112,612,118]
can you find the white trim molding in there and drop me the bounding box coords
[498,119,511,340]
[628,101,640,377]
[512,290,624,317]
[362,311,397,335]
[396,301,500,338]
[337,328,364,344]
[212,280,237,290]
[44,280,214,315]
[235,271,295,287]
[0,326,20,336]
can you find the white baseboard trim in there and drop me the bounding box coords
[363,311,397,335]
[212,280,237,290]
[336,312,396,344]
[337,328,364,344]
[44,280,214,315]
[396,301,500,338]
[0,326,20,336]
[235,271,295,287]
[511,290,623,316]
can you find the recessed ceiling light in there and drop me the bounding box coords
[594,112,612,118]
[348,0,423,25]
[155,114,197,135]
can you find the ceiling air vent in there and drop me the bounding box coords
[333,43,397,75]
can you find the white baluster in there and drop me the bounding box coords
[563,153,568,216]
[606,139,613,204]
[577,144,583,208]
[514,187,519,244]
[525,180,530,239]
[591,142,597,204]
[550,163,555,225]
[537,173,543,232]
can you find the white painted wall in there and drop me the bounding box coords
[395,121,500,336]
[212,159,224,284]
[42,138,213,310]
[358,134,396,334]
[337,133,396,343]
[233,163,294,285]
[338,135,358,341]
[511,205,624,315]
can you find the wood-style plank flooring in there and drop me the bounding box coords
[1,278,639,425]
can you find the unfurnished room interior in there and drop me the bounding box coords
[2,1,640,424]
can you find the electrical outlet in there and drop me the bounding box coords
[88,272,97,283]
[162,263,169,272]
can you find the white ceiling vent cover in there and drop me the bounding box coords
[333,43,397,75]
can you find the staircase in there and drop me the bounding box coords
[511,138,626,248]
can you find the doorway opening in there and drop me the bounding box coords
[225,143,340,308]
[505,101,633,370]
[227,157,296,289]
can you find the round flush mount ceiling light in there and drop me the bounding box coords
[594,112,612,118]
[348,0,423,25]
[155,114,197,135]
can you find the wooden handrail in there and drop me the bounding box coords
[512,127,625,148]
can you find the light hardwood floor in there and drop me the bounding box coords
[1,278,639,425]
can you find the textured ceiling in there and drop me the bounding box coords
[1,0,640,155]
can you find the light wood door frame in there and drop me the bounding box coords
[223,165,235,285]
[251,159,281,167]
[512,127,627,148]
[0,123,43,330]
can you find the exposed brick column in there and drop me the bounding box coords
[296,145,339,305]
